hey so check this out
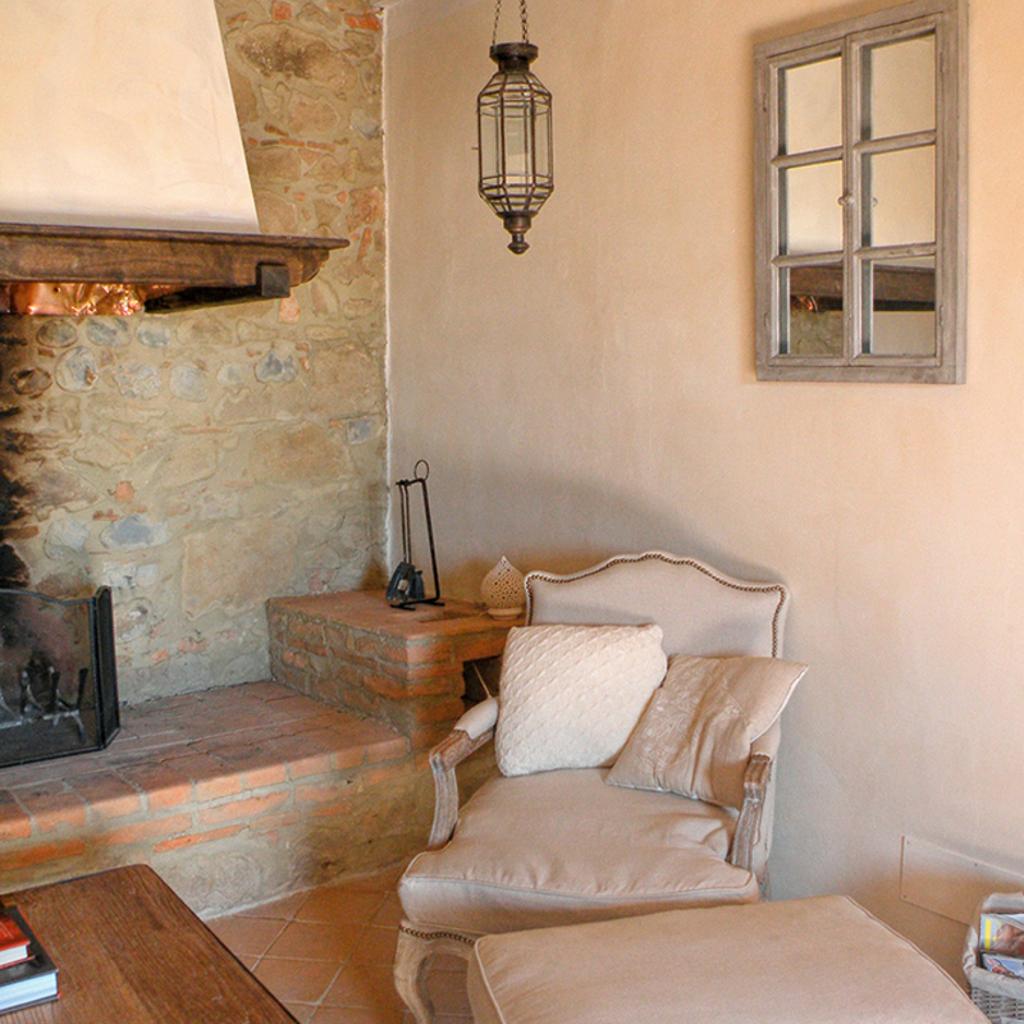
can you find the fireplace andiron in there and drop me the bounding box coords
[387,460,443,610]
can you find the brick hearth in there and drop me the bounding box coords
[268,591,517,749]
[0,682,429,917]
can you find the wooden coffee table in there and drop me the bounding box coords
[1,865,295,1023]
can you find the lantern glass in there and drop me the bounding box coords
[477,42,554,253]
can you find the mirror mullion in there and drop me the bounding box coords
[773,251,844,268]
[855,129,936,156]
[843,35,860,361]
[772,146,844,170]
[859,242,936,261]
[767,58,783,355]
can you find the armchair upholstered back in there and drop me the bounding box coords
[525,552,789,658]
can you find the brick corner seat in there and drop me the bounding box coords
[467,895,987,1024]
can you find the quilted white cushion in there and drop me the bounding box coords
[495,624,667,776]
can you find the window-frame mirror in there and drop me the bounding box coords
[754,0,966,383]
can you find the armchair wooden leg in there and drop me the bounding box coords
[394,922,475,1024]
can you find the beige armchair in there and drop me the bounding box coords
[394,552,790,1023]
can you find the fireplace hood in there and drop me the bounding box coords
[0,1,347,316]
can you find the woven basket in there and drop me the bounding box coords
[964,893,1024,1024]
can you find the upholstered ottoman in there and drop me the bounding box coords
[467,895,986,1024]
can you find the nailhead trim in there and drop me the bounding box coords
[400,923,475,945]
[524,552,788,657]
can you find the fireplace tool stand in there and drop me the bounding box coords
[386,460,443,610]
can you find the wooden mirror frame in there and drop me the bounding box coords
[754,0,966,383]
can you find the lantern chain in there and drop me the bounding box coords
[491,0,530,45]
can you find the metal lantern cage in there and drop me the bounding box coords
[477,6,553,255]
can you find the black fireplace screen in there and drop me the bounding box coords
[0,587,119,769]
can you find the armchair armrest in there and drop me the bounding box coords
[728,752,773,877]
[449,696,500,741]
[427,698,498,849]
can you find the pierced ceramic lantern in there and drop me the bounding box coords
[481,556,525,619]
[477,31,554,255]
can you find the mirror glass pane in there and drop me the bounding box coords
[864,146,934,247]
[867,35,935,139]
[862,256,936,356]
[783,263,844,356]
[782,56,842,154]
[783,161,843,254]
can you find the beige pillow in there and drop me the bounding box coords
[607,654,808,809]
[495,624,667,777]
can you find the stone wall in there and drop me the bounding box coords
[0,0,387,702]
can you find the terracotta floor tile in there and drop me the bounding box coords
[323,964,404,1011]
[253,957,342,1004]
[237,891,307,921]
[208,914,286,957]
[328,871,394,895]
[349,926,398,966]
[296,887,387,925]
[225,861,418,1021]
[398,1016,472,1024]
[376,862,411,890]
[267,920,364,962]
[311,1007,404,1024]
[369,895,402,928]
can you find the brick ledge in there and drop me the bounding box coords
[0,682,421,916]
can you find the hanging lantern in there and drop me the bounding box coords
[477,0,553,255]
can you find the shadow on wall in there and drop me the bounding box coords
[397,457,793,601]
[412,458,978,961]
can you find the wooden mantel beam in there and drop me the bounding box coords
[0,222,350,315]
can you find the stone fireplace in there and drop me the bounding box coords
[0,0,387,703]
[0,1,423,921]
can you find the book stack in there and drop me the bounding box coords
[980,910,1024,981]
[0,905,58,1015]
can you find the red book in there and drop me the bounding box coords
[0,912,31,970]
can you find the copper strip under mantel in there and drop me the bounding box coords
[0,222,349,316]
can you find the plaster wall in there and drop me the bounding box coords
[386,0,1024,970]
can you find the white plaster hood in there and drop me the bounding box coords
[0,0,259,234]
